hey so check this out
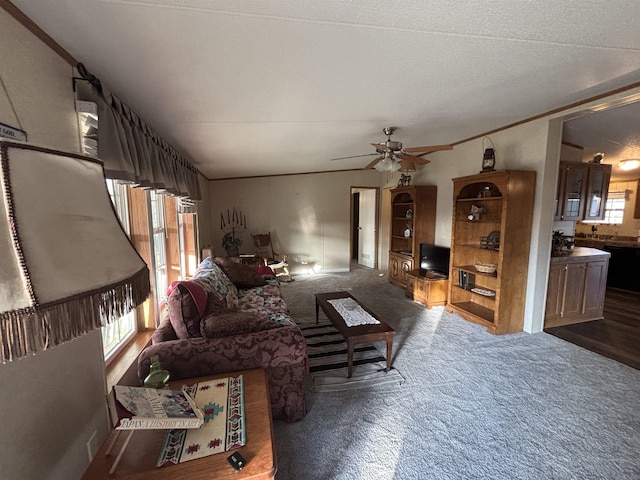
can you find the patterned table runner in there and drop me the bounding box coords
[327,298,380,327]
[157,375,245,467]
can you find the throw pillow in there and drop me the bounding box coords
[255,265,276,276]
[213,256,266,289]
[192,260,239,309]
[200,311,277,338]
[168,282,210,339]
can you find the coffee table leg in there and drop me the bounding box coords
[347,338,354,378]
[386,339,393,372]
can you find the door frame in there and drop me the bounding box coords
[349,186,380,269]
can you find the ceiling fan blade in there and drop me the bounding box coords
[364,156,384,169]
[403,144,453,154]
[398,153,430,165]
[330,153,379,161]
[371,143,390,152]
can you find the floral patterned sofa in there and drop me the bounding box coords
[137,257,307,422]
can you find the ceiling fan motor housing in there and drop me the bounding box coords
[385,140,402,151]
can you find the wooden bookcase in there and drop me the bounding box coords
[388,186,437,289]
[446,170,536,334]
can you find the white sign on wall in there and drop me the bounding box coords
[0,122,28,142]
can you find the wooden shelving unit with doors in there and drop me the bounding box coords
[446,170,536,334]
[388,185,437,289]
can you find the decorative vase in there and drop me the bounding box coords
[144,354,170,388]
[226,246,240,257]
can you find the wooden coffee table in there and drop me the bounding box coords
[82,368,276,480]
[315,291,395,378]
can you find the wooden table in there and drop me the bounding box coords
[82,368,276,479]
[315,291,395,378]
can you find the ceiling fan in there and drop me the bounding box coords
[331,127,453,172]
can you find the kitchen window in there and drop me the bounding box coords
[585,191,625,225]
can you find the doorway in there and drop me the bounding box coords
[351,187,379,269]
[543,100,640,370]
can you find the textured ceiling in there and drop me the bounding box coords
[563,102,640,181]
[10,0,640,179]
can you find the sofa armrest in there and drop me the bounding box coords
[151,316,178,344]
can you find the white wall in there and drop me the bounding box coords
[0,9,109,480]
[210,170,382,272]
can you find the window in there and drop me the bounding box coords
[603,191,626,224]
[586,191,626,225]
[179,212,198,278]
[103,179,137,360]
[103,180,199,360]
[150,191,168,305]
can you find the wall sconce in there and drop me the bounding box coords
[0,141,150,363]
[481,136,496,173]
[619,159,640,171]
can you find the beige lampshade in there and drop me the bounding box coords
[399,159,417,172]
[0,141,150,363]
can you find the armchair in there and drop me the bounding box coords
[252,232,292,281]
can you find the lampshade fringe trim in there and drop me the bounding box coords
[0,267,150,363]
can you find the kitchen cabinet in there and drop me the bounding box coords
[446,170,536,334]
[388,186,437,289]
[545,247,610,327]
[584,164,611,221]
[555,162,611,221]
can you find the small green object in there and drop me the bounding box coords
[144,355,170,388]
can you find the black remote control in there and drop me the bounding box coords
[227,451,246,471]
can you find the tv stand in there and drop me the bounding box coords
[406,269,448,309]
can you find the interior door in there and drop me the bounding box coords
[358,188,376,268]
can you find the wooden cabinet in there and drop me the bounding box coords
[406,270,448,309]
[584,164,611,221]
[446,170,536,334]
[545,248,610,327]
[555,162,611,221]
[388,186,437,289]
[389,251,414,288]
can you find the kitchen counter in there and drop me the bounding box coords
[574,241,640,292]
[545,247,610,328]
[575,237,640,248]
[551,246,610,262]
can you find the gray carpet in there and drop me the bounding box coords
[274,266,640,479]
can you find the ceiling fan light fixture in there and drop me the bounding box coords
[374,156,400,172]
[619,158,640,171]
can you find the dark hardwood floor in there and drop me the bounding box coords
[545,288,640,370]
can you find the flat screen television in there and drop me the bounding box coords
[419,244,451,278]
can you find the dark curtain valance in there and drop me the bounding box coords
[77,64,202,201]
